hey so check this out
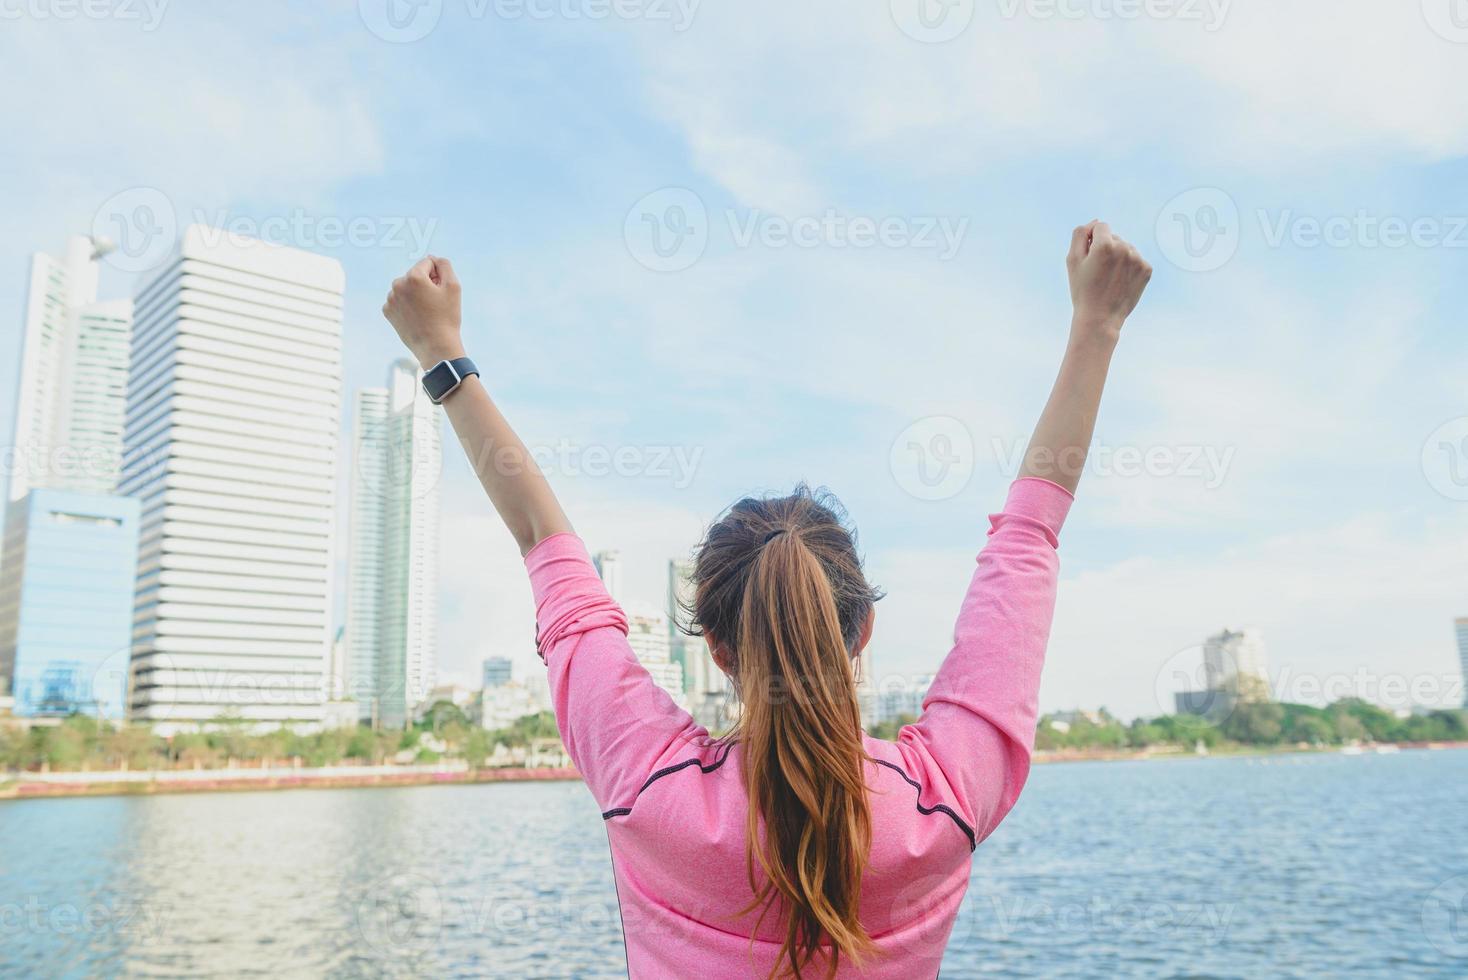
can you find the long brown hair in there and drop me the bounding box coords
[686,486,883,978]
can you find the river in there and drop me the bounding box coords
[3,749,1465,977]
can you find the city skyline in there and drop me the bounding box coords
[0,224,1460,729]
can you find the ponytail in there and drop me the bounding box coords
[688,488,882,979]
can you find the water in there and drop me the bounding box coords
[3,749,1466,978]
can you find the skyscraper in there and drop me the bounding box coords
[0,236,137,719]
[1456,618,1468,708]
[1203,627,1271,702]
[594,549,624,605]
[668,557,729,729]
[119,226,343,733]
[8,236,132,503]
[626,605,685,708]
[482,656,512,689]
[345,359,442,728]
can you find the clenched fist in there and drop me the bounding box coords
[382,255,465,369]
[1066,221,1152,340]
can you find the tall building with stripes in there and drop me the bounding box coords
[344,359,441,728]
[119,226,343,732]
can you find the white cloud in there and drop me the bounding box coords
[630,1,1468,208]
[869,505,1468,721]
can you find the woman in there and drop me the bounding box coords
[381,220,1151,978]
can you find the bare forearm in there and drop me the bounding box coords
[441,376,573,555]
[1019,319,1118,495]
[1023,220,1152,495]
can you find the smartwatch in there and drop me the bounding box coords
[421,357,479,405]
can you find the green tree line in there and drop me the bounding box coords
[867,699,1468,750]
[0,705,563,774]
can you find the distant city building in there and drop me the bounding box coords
[482,656,513,689]
[475,680,544,732]
[626,605,686,708]
[345,359,442,729]
[1,236,138,720]
[1203,627,1272,702]
[1456,618,1468,708]
[593,549,624,605]
[0,491,139,719]
[8,236,132,503]
[876,672,935,725]
[668,557,729,729]
[418,683,476,720]
[119,227,344,733]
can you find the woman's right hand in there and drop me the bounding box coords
[382,255,466,369]
[1066,221,1152,344]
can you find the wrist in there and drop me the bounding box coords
[1068,312,1122,351]
[416,341,466,371]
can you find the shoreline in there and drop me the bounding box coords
[0,763,581,802]
[5,741,1464,803]
[1033,740,1468,765]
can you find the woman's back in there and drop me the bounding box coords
[528,477,1072,978]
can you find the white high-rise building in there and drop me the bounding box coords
[594,549,624,606]
[626,604,685,708]
[345,359,441,728]
[9,236,132,501]
[119,226,343,733]
[1203,627,1272,702]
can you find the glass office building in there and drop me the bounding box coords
[0,489,140,719]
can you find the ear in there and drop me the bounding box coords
[852,606,875,657]
[706,635,733,674]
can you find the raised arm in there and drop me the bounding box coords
[1022,220,1152,493]
[381,256,572,555]
[897,220,1151,842]
[382,258,700,807]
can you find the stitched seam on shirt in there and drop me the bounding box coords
[870,758,978,851]
[601,744,732,820]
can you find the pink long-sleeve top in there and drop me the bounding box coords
[528,477,1073,978]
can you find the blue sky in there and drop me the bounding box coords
[2,0,1465,718]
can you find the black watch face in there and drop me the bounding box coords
[422,361,459,402]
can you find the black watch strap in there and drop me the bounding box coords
[422,356,479,404]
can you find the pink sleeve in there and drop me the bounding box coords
[525,532,703,813]
[896,477,1072,843]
